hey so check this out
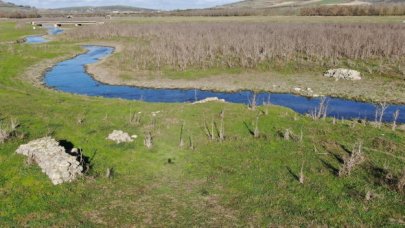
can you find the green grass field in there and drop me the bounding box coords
[0,21,404,226]
[0,21,42,42]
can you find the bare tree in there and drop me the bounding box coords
[189,135,195,150]
[179,122,185,148]
[0,118,20,143]
[374,101,389,128]
[248,92,257,111]
[144,132,153,149]
[254,115,260,138]
[129,110,142,126]
[299,161,305,184]
[339,141,365,177]
[219,110,225,142]
[392,110,400,131]
[310,97,329,120]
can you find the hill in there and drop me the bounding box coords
[53,5,155,13]
[218,0,403,9]
[0,1,40,18]
[0,0,34,11]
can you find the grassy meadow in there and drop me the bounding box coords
[0,20,405,226]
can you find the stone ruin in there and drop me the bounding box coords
[16,137,84,185]
[324,68,362,81]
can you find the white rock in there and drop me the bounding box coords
[193,97,226,104]
[324,68,361,80]
[293,87,302,92]
[106,130,133,144]
[131,135,138,139]
[16,137,83,185]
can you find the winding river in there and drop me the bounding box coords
[25,27,63,43]
[27,35,405,123]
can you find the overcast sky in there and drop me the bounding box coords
[7,0,240,10]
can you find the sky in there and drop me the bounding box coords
[6,0,240,10]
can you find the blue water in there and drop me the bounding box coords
[25,26,63,44]
[25,35,48,44]
[43,45,405,123]
[47,27,64,35]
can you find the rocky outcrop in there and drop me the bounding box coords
[16,137,83,185]
[193,97,226,104]
[107,130,134,144]
[324,69,362,81]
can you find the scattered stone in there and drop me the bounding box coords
[293,87,302,92]
[324,68,362,81]
[106,130,134,144]
[16,137,83,185]
[151,111,161,117]
[193,97,225,104]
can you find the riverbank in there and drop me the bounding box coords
[67,19,405,105]
[87,53,405,104]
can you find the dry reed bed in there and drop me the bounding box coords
[65,23,405,73]
[0,11,40,18]
[301,4,405,16]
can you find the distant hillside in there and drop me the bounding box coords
[54,5,155,13]
[0,0,34,11]
[0,0,40,18]
[218,0,403,9]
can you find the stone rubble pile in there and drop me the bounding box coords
[106,130,134,144]
[16,137,83,185]
[324,68,362,81]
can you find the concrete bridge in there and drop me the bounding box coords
[31,21,103,27]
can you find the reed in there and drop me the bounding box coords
[65,23,405,75]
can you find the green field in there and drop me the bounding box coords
[0,21,41,42]
[0,21,404,226]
